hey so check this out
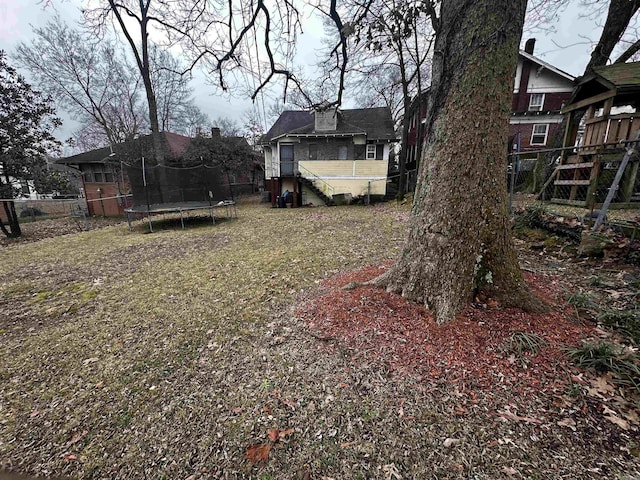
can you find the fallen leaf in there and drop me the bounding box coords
[557,417,577,431]
[29,410,43,418]
[589,375,615,396]
[443,438,460,448]
[82,357,99,366]
[340,441,356,448]
[246,443,271,465]
[498,411,542,424]
[279,428,295,439]
[62,453,78,461]
[95,381,104,389]
[267,428,279,442]
[502,466,519,476]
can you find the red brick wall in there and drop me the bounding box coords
[84,182,129,217]
[512,91,571,113]
[509,122,564,151]
[543,92,571,111]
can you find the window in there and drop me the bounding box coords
[338,145,348,160]
[20,180,30,196]
[530,124,549,145]
[82,164,115,183]
[366,144,376,159]
[308,143,318,160]
[528,93,544,111]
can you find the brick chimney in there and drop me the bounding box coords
[211,127,221,138]
[524,38,536,55]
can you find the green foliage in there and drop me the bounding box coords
[566,290,594,309]
[509,332,548,356]
[598,308,640,345]
[0,50,62,237]
[513,204,547,231]
[568,341,640,392]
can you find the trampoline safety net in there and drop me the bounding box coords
[126,163,227,210]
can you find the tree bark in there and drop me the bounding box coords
[585,0,640,72]
[375,0,542,324]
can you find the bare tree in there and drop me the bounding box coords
[586,0,640,70]
[14,17,145,147]
[213,117,241,137]
[317,0,433,195]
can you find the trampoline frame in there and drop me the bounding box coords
[125,200,237,232]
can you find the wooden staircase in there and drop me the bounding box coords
[299,176,335,206]
[551,132,640,208]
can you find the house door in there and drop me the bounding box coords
[280,145,295,176]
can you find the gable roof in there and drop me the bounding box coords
[263,107,397,143]
[57,132,226,165]
[592,61,640,88]
[563,61,640,111]
[519,50,575,82]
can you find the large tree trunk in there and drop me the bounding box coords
[375,0,542,324]
[586,0,640,72]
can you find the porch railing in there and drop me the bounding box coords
[297,163,335,198]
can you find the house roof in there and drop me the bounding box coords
[57,145,114,165]
[263,107,397,143]
[592,61,640,88]
[563,61,640,112]
[57,132,250,165]
[519,50,575,82]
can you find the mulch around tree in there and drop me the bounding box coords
[296,263,639,446]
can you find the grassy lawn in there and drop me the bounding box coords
[1,198,638,479]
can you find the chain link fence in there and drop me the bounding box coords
[1,198,87,223]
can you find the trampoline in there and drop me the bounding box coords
[125,200,237,232]
[123,159,235,232]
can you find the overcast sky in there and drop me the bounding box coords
[0,0,606,150]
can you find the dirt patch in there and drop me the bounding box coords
[0,217,123,248]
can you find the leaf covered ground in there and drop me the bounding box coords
[1,197,639,479]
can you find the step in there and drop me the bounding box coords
[557,162,594,170]
[554,180,591,186]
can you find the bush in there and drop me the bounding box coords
[19,207,44,218]
[568,341,640,392]
[598,308,640,345]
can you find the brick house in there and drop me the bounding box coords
[406,39,576,168]
[57,131,263,216]
[510,38,576,154]
[262,106,397,206]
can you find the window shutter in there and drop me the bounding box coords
[376,144,384,160]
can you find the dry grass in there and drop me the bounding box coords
[0,197,638,479]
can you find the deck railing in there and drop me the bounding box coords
[582,113,637,153]
[297,163,335,198]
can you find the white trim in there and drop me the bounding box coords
[271,132,361,141]
[530,124,549,146]
[526,86,574,94]
[519,51,575,81]
[366,144,376,159]
[528,93,545,111]
[510,115,564,124]
[308,175,387,181]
